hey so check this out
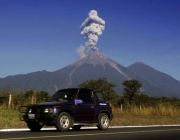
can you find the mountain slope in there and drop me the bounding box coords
[53,51,138,93]
[0,51,180,98]
[0,51,133,94]
[128,62,180,97]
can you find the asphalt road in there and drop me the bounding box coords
[0,126,180,140]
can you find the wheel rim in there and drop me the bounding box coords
[60,116,69,128]
[101,116,109,128]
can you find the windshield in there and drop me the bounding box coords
[49,89,77,102]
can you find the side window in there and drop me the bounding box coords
[77,89,94,103]
[96,91,106,103]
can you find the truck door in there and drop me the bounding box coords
[74,89,96,122]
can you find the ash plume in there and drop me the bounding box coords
[77,10,105,58]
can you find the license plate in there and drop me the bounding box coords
[28,114,35,119]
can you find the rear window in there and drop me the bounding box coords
[96,91,106,103]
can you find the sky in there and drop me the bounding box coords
[0,0,180,81]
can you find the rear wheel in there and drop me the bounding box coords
[56,112,72,132]
[97,113,109,130]
[27,122,43,132]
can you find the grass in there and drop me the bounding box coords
[0,105,180,129]
[111,114,180,126]
[111,105,180,126]
[0,106,26,129]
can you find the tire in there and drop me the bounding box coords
[27,122,43,132]
[56,112,72,132]
[72,125,82,131]
[97,113,109,130]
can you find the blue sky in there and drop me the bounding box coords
[0,0,180,81]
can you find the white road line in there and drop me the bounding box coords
[1,125,180,132]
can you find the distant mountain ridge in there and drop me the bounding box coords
[128,62,180,96]
[0,51,180,98]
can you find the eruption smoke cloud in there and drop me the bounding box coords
[77,10,105,58]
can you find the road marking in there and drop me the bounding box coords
[1,128,180,140]
[1,125,180,132]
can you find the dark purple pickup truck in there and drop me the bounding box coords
[19,88,113,132]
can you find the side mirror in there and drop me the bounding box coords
[75,99,83,105]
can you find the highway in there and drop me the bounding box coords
[0,126,180,140]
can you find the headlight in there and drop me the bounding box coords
[44,108,54,113]
[28,108,32,113]
[44,108,49,113]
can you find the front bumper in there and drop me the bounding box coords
[19,106,57,125]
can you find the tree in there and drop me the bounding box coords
[122,79,142,105]
[78,77,117,102]
[36,91,50,103]
[24,90,50,104]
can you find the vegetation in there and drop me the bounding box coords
[0,89,50,108]
[122,79,142,105]
[78,77,118,101]
[0,78,180,129]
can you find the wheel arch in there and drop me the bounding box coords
[98,110,111,119]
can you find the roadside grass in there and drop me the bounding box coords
[0,106,26,129]
[111,105,180,126]
[111,113,180,126]
[0,105,180,129]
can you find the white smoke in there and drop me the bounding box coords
[77,10,105,58]
[76,45,86,59]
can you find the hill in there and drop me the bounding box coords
[0,51,180,98]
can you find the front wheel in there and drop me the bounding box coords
[97,113,109,130]
[27,122,43,132]
[56,112,72,132]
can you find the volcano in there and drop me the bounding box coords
[1,50,180,98]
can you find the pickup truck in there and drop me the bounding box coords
[19,88,113,132]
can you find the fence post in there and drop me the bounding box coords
[121,104,123,111]
[8,94,12,108]
[32,95,34,104]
